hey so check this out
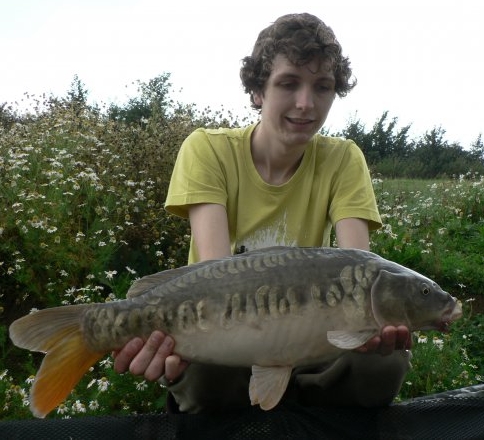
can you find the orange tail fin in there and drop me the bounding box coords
[9,305,104,418]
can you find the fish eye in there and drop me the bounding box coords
[421,284,430,295]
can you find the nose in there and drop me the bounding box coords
[295,86,315,111]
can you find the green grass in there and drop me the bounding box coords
[371,176,484,300]
[370,177,484,400]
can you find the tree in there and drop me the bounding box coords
[67,74,89,106]
[412,127,449,177]
[0,102,19,129]
[108,73,172,125]
[336,112,414,176]
[65,74,89,117]
[336,114,373,159]
[470,133,484,163]
[409,128,483,178]
[369,111,413,160]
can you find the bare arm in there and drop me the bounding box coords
[334,218,370,251]
[189,204,231,260]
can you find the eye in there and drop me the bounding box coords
[316,84,331,92]
[279,81,297,90]
[421,284,430,295]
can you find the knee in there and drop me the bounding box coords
[349,350,412,407]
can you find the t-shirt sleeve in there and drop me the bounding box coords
[165,129,228,218]
[328,141,382,231]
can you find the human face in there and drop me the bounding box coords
[253,54,336,148]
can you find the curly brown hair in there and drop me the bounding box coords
[240,13,356,110]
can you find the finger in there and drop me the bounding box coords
[113,337,144,373]
[144,336,175,380]
[129,331,168,377]
[380,326,397,356]
[354,335,381,353]
[396,325,412,350]
[165,355,190,383]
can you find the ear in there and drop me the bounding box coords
[252,91,263,107]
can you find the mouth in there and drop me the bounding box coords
[285,117,315,126]
[439,298,463,332]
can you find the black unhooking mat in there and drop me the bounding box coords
[1,385,483,440]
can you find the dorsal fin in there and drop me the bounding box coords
[127,266,193,298]
[126,247,296,298]
[126,258,220,298]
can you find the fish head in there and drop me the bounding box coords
[370,269,462,332]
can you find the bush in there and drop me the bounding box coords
[0,75,245,419]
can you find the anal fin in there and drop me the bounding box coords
[249,365,292,410]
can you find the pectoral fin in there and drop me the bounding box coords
[327,330,378,349]
[249,365,292,410]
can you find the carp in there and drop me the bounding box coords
[9,246,462,418]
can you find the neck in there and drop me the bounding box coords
[250,124,308,185]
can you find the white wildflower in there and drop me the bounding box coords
[88,400,100,411]
[104,270,117,280]
[432,337,444,350]
[135,380,148,391]
[72,400,86,413]
[57,403,69,415]
[417,334,428,344]
[99,358,113,369]
[97,377,109,392]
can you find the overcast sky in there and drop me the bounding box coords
[1,0,483,147]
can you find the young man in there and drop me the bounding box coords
[114,13,411,413]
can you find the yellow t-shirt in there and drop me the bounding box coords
[165,124,382,263]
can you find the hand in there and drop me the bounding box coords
[355,325,412,356]
[113,331,189,382]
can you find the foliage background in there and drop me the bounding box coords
[1,75,482,419]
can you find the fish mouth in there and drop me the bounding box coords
[438,298,463,332]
